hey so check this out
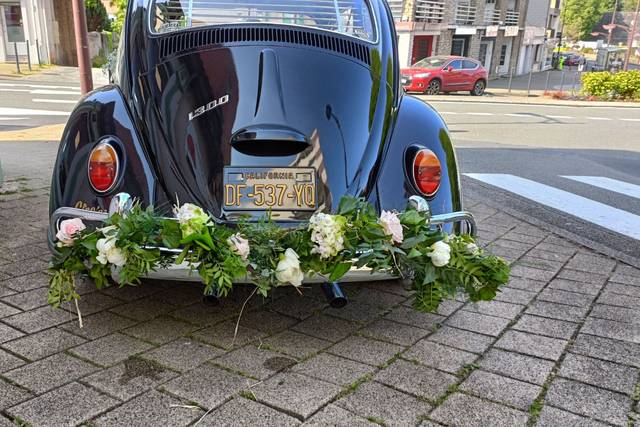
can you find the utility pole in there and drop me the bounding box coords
[608,0,619,46]
[71,0,93,94]
[624,0,640,71]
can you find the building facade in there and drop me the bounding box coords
[0,0,77,65]
[516,0,550,74]
[390,0,529,77]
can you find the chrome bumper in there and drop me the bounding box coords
[49,194,476,283]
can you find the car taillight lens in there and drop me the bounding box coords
[88,142,118,192]
[413,149,441,197]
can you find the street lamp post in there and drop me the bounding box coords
[71,0,93,94]
[623,0,640,71]
[608,0,619,47]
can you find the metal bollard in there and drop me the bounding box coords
[571,72,577,96]
[26,40,32,71]
[36,38,41,66]
[559,71,565,93]
[508,69,513,94]
[13,42,20,74]
[526,69,533,97]
[544,71,551,94]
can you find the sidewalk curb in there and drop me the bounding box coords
[419,94,640,108]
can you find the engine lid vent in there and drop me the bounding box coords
[158,26,371,66]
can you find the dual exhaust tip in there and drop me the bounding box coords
[202,282,349,309]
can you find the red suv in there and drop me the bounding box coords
[401,56,488,96]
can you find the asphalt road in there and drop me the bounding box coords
[423,96,640,266]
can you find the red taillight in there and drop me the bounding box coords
[413,149,441,197]
[88,142,118,192]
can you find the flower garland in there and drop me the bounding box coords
[48,196,510,313]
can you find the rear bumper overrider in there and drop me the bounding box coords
[49,193,476,284]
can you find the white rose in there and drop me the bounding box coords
[96,236,126,267]
[227,233,250,261]
[275,248,304,287]
[173,203,210,236]
[309,213,345,259]
[56,218,86,246]
[466,242,479,255]
[428,240,451,267]
[379,210,403,243]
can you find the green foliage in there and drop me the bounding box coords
[110,0,128,34]
[561,0,615,40]
[582,70,640,99]
[85,0,111,32]
[48,196,510,314]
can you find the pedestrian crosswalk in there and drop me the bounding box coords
[438,110,640,124]
[465,173,640,241]
[0,82,78,123]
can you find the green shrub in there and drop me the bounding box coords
[582,70,640,100]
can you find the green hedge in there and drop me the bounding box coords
[581,70,640,100]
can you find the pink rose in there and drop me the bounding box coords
[379,210,403,243]
[56,218,86,246]
[227,233,250,261]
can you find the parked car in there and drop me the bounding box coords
[560,52,583,67]
[48,0,475,296]
[401,55,488,96]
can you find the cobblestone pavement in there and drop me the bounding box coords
[1,176,639,427]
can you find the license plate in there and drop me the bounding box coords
[223,167,317,211]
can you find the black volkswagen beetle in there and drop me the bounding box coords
[49,0,474,298]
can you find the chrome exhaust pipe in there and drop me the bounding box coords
[321,282,348,308]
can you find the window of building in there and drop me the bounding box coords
[3,3,25,42]
[451,38,466,56]
[499,44,507,66]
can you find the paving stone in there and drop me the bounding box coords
[547,278,603,296]
[200,397,300,426]
[268,295,325,320]
[359,319,428,346]
[0,259,48,277]
[510,265,556,282]
[589,304,640,324]
[84,358,179,400]
[2,305,71,333]
[566,253,616,274]
[142,337,222,372]
[537,240,578,254]
[427,326,494,354]
[123,316,196,345]
[109,298,178,321]
[0,378,31,411]
[507,277,547,293]
[512,315,578,340]
[463,300,524,319]
[495,330,567,361]
[494,287,537,305]
[376,358,457,402]
[557,269,608,285]
[479,349,555,385]
[582,317,639,344]
[59,310,136,340]
[536,406,610,427]
[4,352,99,394]
[262,330,331,359]
[0,285,16,298]
[559,353,638,395]
[0,322,23,343]
[0,348,25,372]
[525,300,589,322]
[571,333,640,368]
[404,340,477,374]
[1,287,48,311]
[545,378,631,426]
[69,332,154,366]
[60,291,123,316]
[325,300,382,323]
[607,282,640,298]
[445,310,511,337]
[215,344,294,380]
[537,288,595,307]
[93,389,203,426]
[164,364,247,409]
[491,238,533,251]
[7,382,118,427]
[192,320,267,350]
[430,392,528,427]
[483,244,525,262]
[303,404,374,426]
[597,291,640,310]
[238,309,298,335]
[252,372,341,420]
[384,306,444,330]
[152,284,205,307]
[293,352,374,386]
[610,272,640,286]
[292,313,359,342]
[518,256,564,273]
[1,272,52,292]
[352,287,407,309]
[0,301,20,318]
[3,327,86,360]
[434,299,464,316]
[101,281,164,301]
[329,335,403,366]
[336,381,431,427]
[460,370,541,410]
[502,231,544,245]
[527,248,574,263]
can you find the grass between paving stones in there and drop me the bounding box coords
[336,373,374,399]
[366,415,387,426]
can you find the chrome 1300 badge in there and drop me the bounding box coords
[188,94,229,121]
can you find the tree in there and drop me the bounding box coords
[85,0,111,32]
[561,0,615,40]
[110,0,128,34]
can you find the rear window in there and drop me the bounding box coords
[149,0,377,42]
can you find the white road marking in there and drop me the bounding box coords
[562,176,640,200]
[467,112,494,116]
[587,117,612,121]
[0,107,68,116]
[0,82,80,90]
[0,117,29,120]
[464,173,640,240]
[32,98,77,104]
[505,113,537,118]
[546,115,574,119]
[620,118,640,122]
[439,111,459,115]
[30,89,80,96]
[0,88,31,92]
